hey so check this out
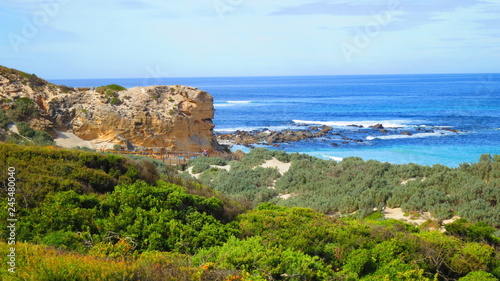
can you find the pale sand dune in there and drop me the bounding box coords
[211,164,231,171]
[186,166,201,179]
[260,157,291,175]
[53,129,114,150]
[383,207,431,225]
[278,193,294,200]
[185,164,231,179]
[442,216,461,225]
[7,123,19,134]
[383,207,461,231]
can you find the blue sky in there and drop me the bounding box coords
[1,0,499,79]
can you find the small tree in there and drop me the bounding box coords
[7,97,36,121]
[0,109,12,129]
[17,122,35,137]
[32,130,55,146]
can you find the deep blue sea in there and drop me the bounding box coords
[50,74,500,167]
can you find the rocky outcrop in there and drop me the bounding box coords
[217,126,334,146]
[0,65,230,156]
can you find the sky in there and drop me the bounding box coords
[0,0,499,79]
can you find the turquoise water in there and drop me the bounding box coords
[50,73,500,167]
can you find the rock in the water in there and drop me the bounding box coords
[370,123,384,130]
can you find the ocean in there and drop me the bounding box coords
[50,74,500,167]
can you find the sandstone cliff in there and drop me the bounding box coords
[0,65,230,156]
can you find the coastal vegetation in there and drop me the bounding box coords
[95,84,126,105]
[0,143,499,280]
[0,66,47,90]
[95,84,127,94]
[4,97,37,122]
[0,109,12,129]
[185,148,500,227]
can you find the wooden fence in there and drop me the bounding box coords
[101,149,202,165]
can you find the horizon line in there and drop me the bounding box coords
[47,72,500,81]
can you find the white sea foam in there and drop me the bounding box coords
[214,104,233,107]
[214,101,253,108]
[214,125,292,132]
[227,101,252,104]
[366,131,458,141]
[322,155,344,162]
[293,120,411,128]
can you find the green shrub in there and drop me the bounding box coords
[450,242,494,275]
[192,162,211,174]
[459,271,498,281]
[188,156,227,167]
[59,85,73,93]
[0,109,12,129]
[110,97,122,105]
[95,84,126,94]
[106,84,126,91]
[96,86,107,94]
[0,143,160,207]
[7,97,36,121]
[193,236,335,280]
[97,180,239,253]
[17,121,35,137]
[41,231,88,252]
[32,130,55,146]
[445,219,500,246]
[104,89,117,97]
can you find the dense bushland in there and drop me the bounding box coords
[1,144,499,280]
[0,143,161,207]
[2,181,238,254]
[2,203,499,280]
[185,148,500,227]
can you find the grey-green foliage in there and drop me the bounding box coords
[7,97,36,121]
[186,150,296,207]
[5,134,30,145]
[274,157,395,214]
[187,156,228,174]
[17,121,35,137]
[0,109,12,129]
[120,154,168,175]
[199,167,280,206]
[192,162,211,174]
[32,130,55,146]
[188,156,227,168]
[190,148,500,227]
[15,122,55,146]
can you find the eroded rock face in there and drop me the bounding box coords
[0,66,230,156]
